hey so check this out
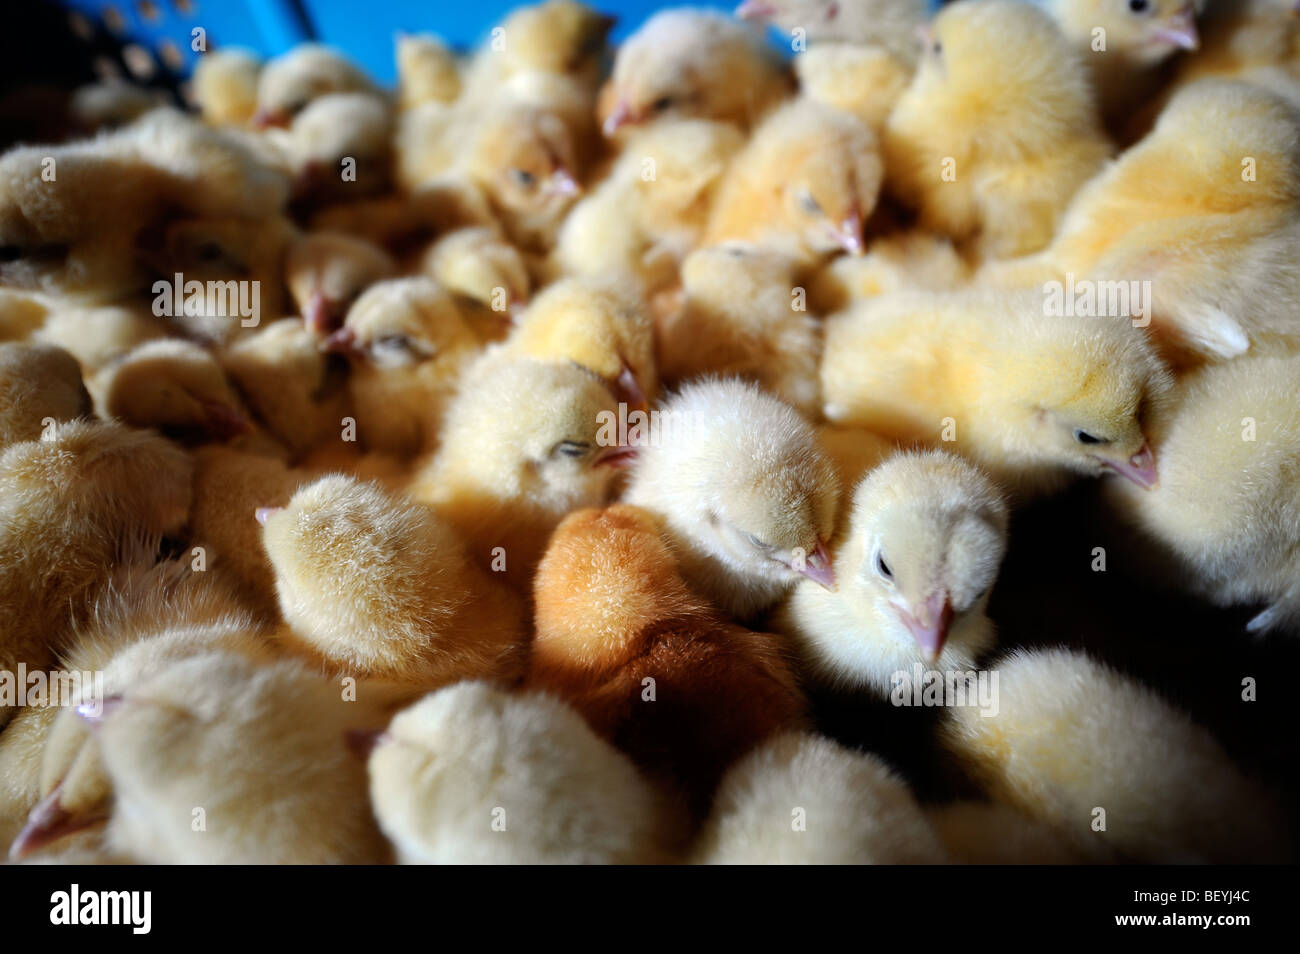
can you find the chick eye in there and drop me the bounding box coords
[744,531,773,552]
[799,190,822,214]
[1073,429,1108,445]
[876,551,894,581]
[651,96,674,112]
[932,40,942,56]
[511,169,537,187]
[1128,0,1150,13]
[553,440,590,459]
[373,334,413,354]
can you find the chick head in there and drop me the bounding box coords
[254,44,373,128]
[441,355,627,513]
[422,226,531,319]
[1050,0,1204,66]
[286,230,397,334]
[0,342,91,446]
[681,242,800,308]
[324,276,478,371]
[467,105,582,217]
[840,451,1007,662]
[103,339,250,444]
[631,378,840,589]
[497,0,616,76]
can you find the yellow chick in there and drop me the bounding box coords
[821,289,1173,498]
[808,231,970,314]
[367,682,675,864]
[773,451,1008,694]
[1037,0,1206,124]
[220,318,352,461]
[261,475,525,686]
[624,378,840,619]
[942,647,1287,863]
[925,801,1083,864]
[323,276,482,458]
[704,98,883,262]
[1165,0,1300,100]
[1106,353,1300,636]
[993,80,1300,365]
[190,48,262,126]
[692,731,949,864]
[884,0,1112,261]
[285,230,398,335]
[396,33,462,109]
[658,243,821,415]
[88,651,391,863]
[32,302,168,373]
[461,0,614,99]
[503,275,657,411]
[285,91,395,203]
[0,421,192,691]
[0,343,90,447]
[93,338,252,447]
[738,0,930,61]
[600,8,790,137]
[253,43,378,128]
[409,352,627,586]
[794,42,914,131]
[420,226,532,340]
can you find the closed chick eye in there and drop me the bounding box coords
[511,169,537,187]
[553,440,590,459]
[373,334,412,353]
[743,531,773,552]
[1073,428,1108,445]
[799,190,822,214]
[651,95,675,112]
[876,551,894,581]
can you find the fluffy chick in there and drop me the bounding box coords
[420,226,532,340]
[739,0,930,61]
[285,230,397,335]
[692,731,947,863]
[625,379,840,619]
[191,48,261,126]
[90,651,391,863]
[409,353,627,585]
[0,421,192,692]
[525,505,808,817]
[704,98,883,262]
[1107,353,1300,635]
[286,92,394,203]
[261,475,525,686]
[32,302,168,372]
[821,289,1173,498]
[794,42,913,131]
[773,451,1008,694]
[600,9,789,137]
[503,276,656,410]
[884,0,1111,261]
[942,647,1287,863]
[0,343,91,447]
[658,243,820,415]
[808,231,970,313]
[462,0,613,98]
[396,33,462,109]
[253,43,378,128]
[323,276,481,457]
[368,682,675,863]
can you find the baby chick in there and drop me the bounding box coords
[808,231,970,314]
[90,651,391,863]
[692,731,948,863]
[396,33,462,109]
[409,352,627,585]
[324,276,482,458]
[820,289,1173,498]
[285,230,398,335]
[0,343,91,447]
[191,48,262,126]
[704,98,883,262]
[600,8,789,137]
[253,43,378,128]
[526,505,808,817]
[773,452,1008,694]
[261,475,525,686]
[32,302,168,373]
[0,421,192,688]
[503,276,656,411]
[625,379,840,619]
[285,92,395,204]
[739,0,930,61]
[1107,353,1300,635]
[461,0,614,99]
[942,647,1287,863]
[884,0,1111,261]
[658,243,821,415]
[794,42,913,131]
[368,682,676,864]
[420,226,532,340]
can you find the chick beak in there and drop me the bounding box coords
[602,100,637,138]
[8,785,108,861]
[546,168,581,199]
[251,108,290,130]
[507,301,528,325]
[897,591,954,662]
[798,540,837,590]
[254,505,283,526]
[832,210,865,256]
[614,365,649,414]
[594,444,639,468]
[1151,7,1199,51]
[304,293,338,335]
[321,327,362,358]
[735,0,778,20]
[1101,442,1159,490]
[200,399,251,442]
[76,695,123,725]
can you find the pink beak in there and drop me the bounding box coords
[614,365,648,414]
[1102,443,1159,490]
[832,211,864,256]
[304,292,337,335]
[251,108,290,130]
[1150,9,1199,51]
[896,591,954,662]
[595,444,639,468]
[546,169,581,198]
[797,540,836,589]
[602,100,636,138]
[8,785,107,861]
[76,695,122,724]
[735,0,777,19]
[201,399,251,442]
[254,506,282,526]
[321,327,361,357]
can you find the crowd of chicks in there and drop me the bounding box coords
[0,0,1297,864]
